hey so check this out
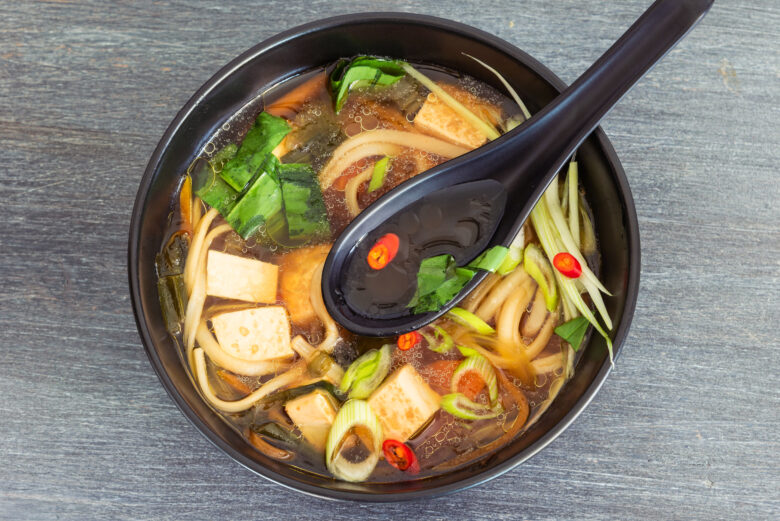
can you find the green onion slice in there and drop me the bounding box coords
[367,156,390,193]
[467,246,509,273]
[523,243,559,312]
[451,355,499,405]
[325,399,383,482]
[447,307,496,335]
[339,344,392,399]
[421,325,454,353]
[440,393,502,421]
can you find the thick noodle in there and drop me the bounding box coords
[319,130,468,189]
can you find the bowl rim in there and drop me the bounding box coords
[128,11,640,502]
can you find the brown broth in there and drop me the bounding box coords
[158,60,583,482]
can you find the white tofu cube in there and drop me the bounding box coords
[206,250,278,303]
[368,364,441,442]
[285,389,339,451]
[211,307,292,362]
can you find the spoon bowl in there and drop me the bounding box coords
[323,0,713,336]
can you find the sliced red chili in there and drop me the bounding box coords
[397,331,422,351]
[553,252,582,278]
[382,439,419,473]
[367,233,400,270]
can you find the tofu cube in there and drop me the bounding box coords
[211,307,292,362]
[368,364,441,442]
[285,389,339,451]
[413,87,489,149]
[279,244,330,326]
[206,250,278,303]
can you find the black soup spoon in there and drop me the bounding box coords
[322,0,713,336]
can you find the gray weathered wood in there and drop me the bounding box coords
[1,1,778,519]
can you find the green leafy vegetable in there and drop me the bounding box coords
[192,157,239,215]
[224,159,283,239]
[367,156,390,193]
[330,56,406,112]
[276,162,331,243]
[408,246,512,314]
[554,316,590,352]
[219,112,290,191]
[193,115,330,245]
[210,143,238,169]
[409,254,475,314]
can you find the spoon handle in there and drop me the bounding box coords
[497,0,714,195]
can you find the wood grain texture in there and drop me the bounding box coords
[0,0,778,519]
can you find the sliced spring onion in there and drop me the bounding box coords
[367,156,390,193]
[400,62,501,141]
[447,307,496,335]
[530,198,614,364]
[451,355,499,405]
[544,176,611,298]
[457,345,481,358]
[440,393,502,421]
[340,344,392,399]
[462,53,531,120]
[567,161,580,248]
[497,228,525,275]
[325,399,383,482]
[554,316,590,352]
[539,185,613,330]
[578,198,597,256]
[421,325,454,353]
[523,243,559,312]
[467,246,509,273]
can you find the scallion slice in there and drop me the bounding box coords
[340,344,392,399]
[421,325,454,353]
[367,156,390,193]
[451,355,499,405]
[447,307,496,335]
[523,243,559,312]
[440,393,502,421]
[325,399,383,482]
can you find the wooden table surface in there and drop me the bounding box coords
[1,1,777,519]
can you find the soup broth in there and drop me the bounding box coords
[156,56,609,483]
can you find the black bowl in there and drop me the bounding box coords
[129,13,640,501]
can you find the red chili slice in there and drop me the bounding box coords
[397,331,421,351]
[553,252,582,278]
[367,233,400,270]
[382,439,419,473]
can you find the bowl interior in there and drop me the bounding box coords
[129,13,639,501]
